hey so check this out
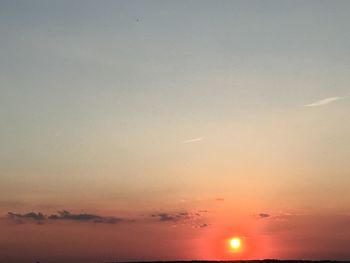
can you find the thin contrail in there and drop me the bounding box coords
[182,137,204,144]
[304,96,344,107]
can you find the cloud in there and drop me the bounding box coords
[48,210,123,224]
[258,213,270,219]
[255,211,300,221]
[215,198,224,201]
[182,137,203,144]
[196,223,209,228]
[150,211,209,229]
[304,96,344,107]
[8,212,45,224]
[7,210,123,224]
[6,209,208,228]
[151,212,191,222]
[151,213,175,222]
[271,212,300,220]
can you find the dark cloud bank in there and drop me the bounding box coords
[6,210,209,228]
[8,212,46,224]
[7,210,123,224]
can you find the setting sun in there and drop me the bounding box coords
[230,237,242,251]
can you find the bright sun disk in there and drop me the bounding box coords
[230,237,241,250]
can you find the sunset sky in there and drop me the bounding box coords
[1,1,350,262]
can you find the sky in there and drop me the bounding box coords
[1,0,350,262]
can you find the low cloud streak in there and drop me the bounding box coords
[7,210,123,224]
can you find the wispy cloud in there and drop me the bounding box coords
[255,211,300,221]
[150,210,209,228]
[304,96,344,107]
[182,137,203,144]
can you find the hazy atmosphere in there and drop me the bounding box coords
[1,1,350,262]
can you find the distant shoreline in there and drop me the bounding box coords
[105,260,350,263]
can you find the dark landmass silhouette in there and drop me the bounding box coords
[104,260,350,263]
